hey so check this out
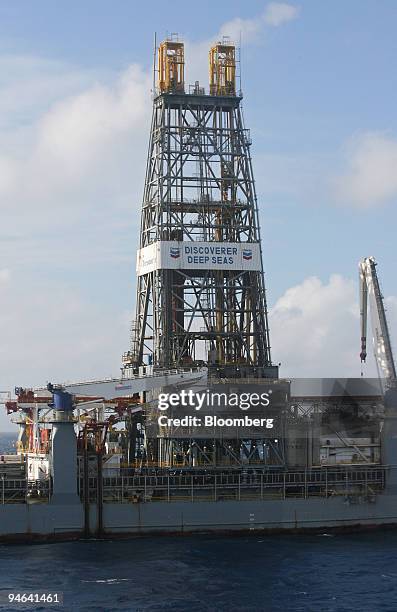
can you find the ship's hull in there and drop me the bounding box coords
[2,494,397,542]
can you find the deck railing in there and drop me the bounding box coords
[0,466,386,505]
[81,466,386,504]
[0,477,50,504]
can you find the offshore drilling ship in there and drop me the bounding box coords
[1,38,397,540]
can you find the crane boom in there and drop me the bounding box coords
[359,256,396,385]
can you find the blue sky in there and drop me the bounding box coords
[1,1,397,428]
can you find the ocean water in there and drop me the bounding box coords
[1,532,397,611]
[1,433,397,611]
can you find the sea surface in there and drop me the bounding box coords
[1,434,397,611]
[1,533,397,611]
[0,432,17,455]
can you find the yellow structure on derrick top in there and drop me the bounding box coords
[209,41,236,96]
[158,39,185,93]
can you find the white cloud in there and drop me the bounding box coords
[216,16,263,45]
[185,3,299,85]
[270,274,397,377]
[0,55,102,130]
[0,59,152,277]
[0,273,129,391]
[263,2,300,26]
[217,2,299,43]
[334,132,397,208]
[0,63,150,211]
[0,269,11,285]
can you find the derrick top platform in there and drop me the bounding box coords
[154,91,243,110]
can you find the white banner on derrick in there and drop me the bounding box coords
[136,241,261,276]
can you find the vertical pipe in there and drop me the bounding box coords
[83,436,90,538]
[153,32,157,95]
[325,468,328,499]
[97,451,103,537]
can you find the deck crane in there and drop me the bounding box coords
[360,257,397,480]
[359,256,396,390]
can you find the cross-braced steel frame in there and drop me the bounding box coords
[128,92,274,375]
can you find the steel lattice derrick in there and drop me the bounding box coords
[126,88,276,377]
